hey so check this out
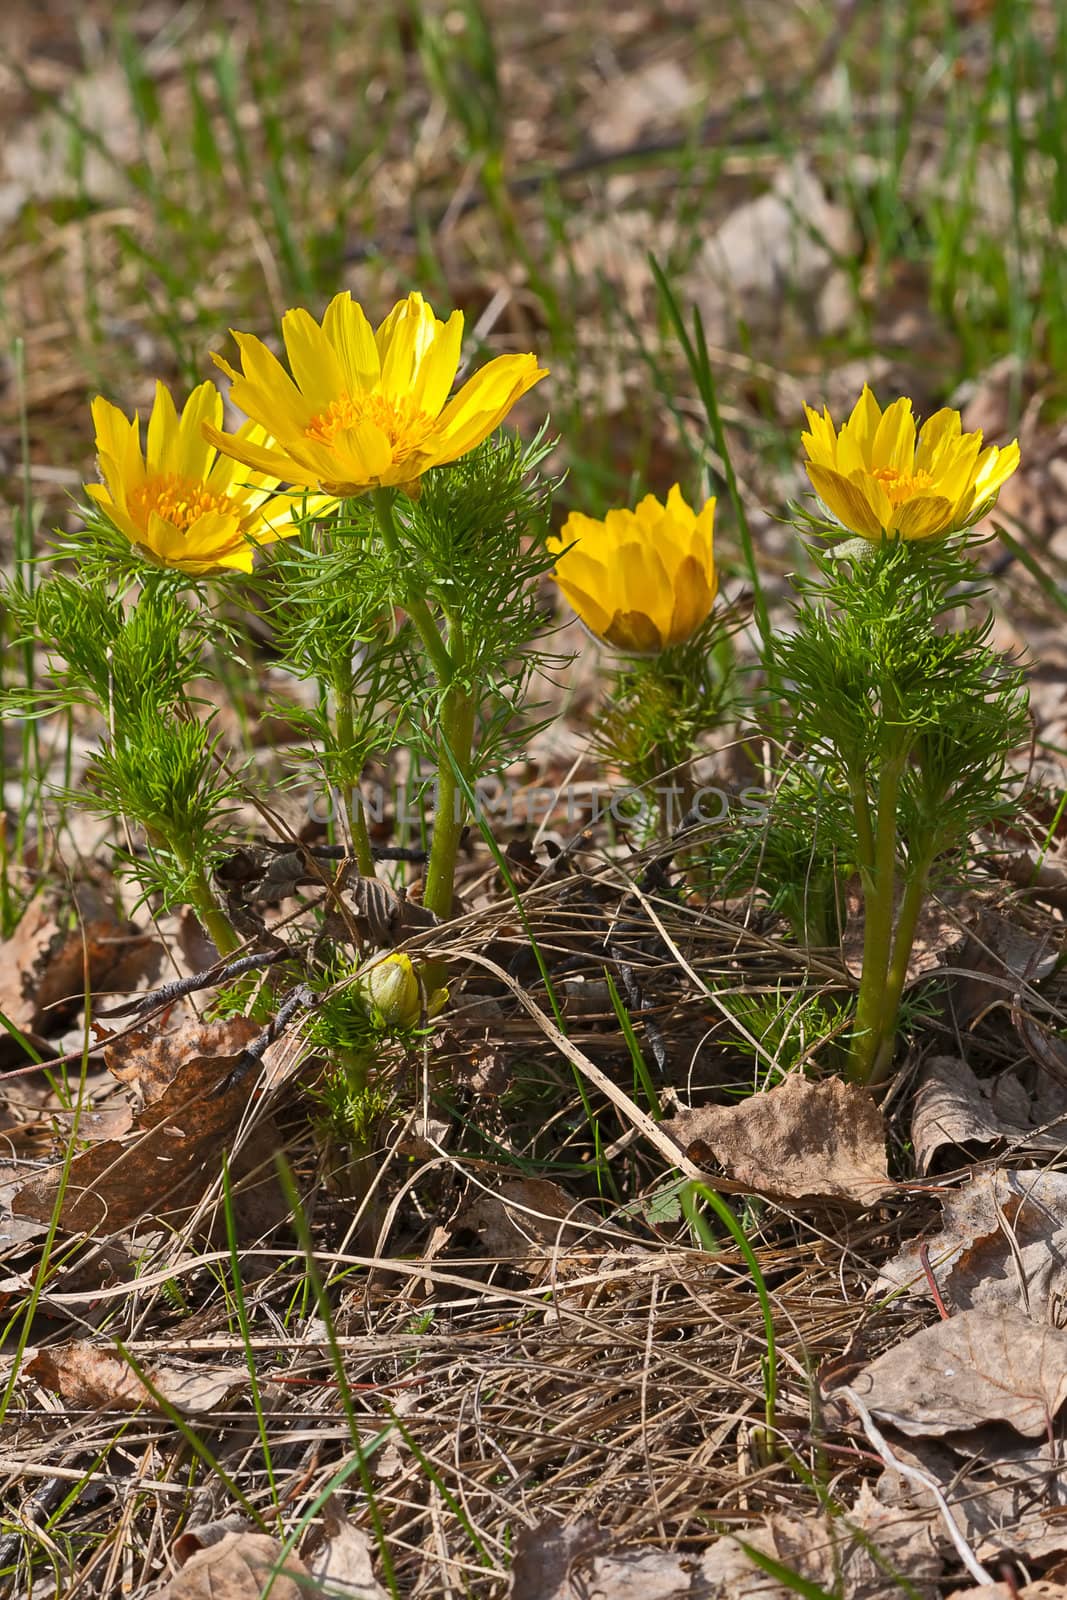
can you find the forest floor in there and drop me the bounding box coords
[1,2,1067,1596]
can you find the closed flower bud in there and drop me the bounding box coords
[361,953,447,1029]
[548,485,717,653]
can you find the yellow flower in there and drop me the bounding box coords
[361,953,448,1029]
[85,380,328,574]
[203,291,548,497]
[547,485,718,652]
[801,385,1020,542]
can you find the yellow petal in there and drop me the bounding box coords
[281,307,348,410]
[914,407,963,474]
[435,354,547,458]
[225,332,310,431]
[91,397,145,492]
[892,495,954,539]
[202,423,322,488]
[616,537,673,638]
[177,382,223,483]
[554,573,614,639]
[247,494,315,540]
[805,463,884,539]
[322,292,380,393]
[972,438,1020,501]
[604,609,664,652]
[378,296,436,399]
[146,381,181,474]
[844,385,883,461]
[84,482,143,546]
[411,310,463,416]
[802,405,838,466]
[183,509,247,560]
[871,397,915,473]
[666,553,715,643]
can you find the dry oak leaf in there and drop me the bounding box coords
[0,885,159,1036]
[305,1496,388,1599]
[875,1168,1067,1320]
[509,1517,605,1600]
[840,1307,1067,1437]
[460,1177,602,1278]
[149,1531,311,1600]
[911,1055,1067,1174]
[950,1587,1067,1600]
[697,1484,940,1600]
[663,1075,892,1205]
[26,1340,242,1415]
[879,1430,1067,1568]
[12,1017,261,1233]
[104,1017,262,1104]
[508,1484,941,1600]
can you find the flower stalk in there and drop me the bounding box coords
[371,488,478,920]
[332,668,377,878]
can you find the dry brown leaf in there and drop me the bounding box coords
[0,886,160,1036]
[880,1430,1067,1569]
[305,1497,387,1599]
[151,1530,311,1599]
[104,1018,261,1104]
[12,1018,262,1233]
[950,1587,1067,1600]
[587,58,698,150]
[460,1177,602,1277]
[508,1485,941,1600]
[948,906,1059,1026]
[875,1168,1067,1320]
[841,885,972,985]
[27,1340,242,1415]
[508,1517,605,1600]
[911,1055,1067,1173]
[171,1518,252,1564]
[697,1483,941,1600]
[840,1307,1067,1438]
[663,1075,892,1205]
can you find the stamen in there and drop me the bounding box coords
[304,391,436,460]
[872,466,934,505]
[130,474,241,532]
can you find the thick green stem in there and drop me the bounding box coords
[847,746,906,1085]
[848,771,876,877]
[182,858,242,958]
[333,682,376,877]
[372,490,454,682]
[865,850,935,1087]
[424,686,477,919]
[372,488,476,921]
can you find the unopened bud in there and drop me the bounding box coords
[361,953,448,1029]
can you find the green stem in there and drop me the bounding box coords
[847,744,906,1085]
[848,770,876,876]
[184,862,242,958]
[372,489,453,682]
[866,848,936,1088]
[333,678,376,877]
[424,685,476,920]
[372,488,476,921]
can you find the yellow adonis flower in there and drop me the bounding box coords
[548,485,717,653]
[202,290,548,497]
[802,384,1020,542]
[85,380,328,575]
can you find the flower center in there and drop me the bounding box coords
[304,391,437,459]
[872,465,934,505]
[130,473,240,532]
